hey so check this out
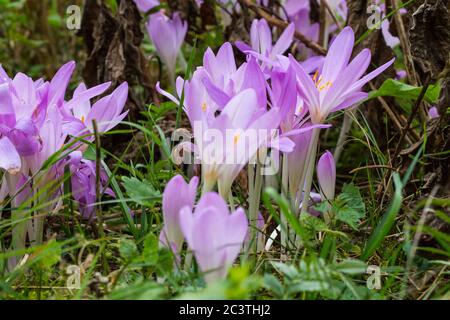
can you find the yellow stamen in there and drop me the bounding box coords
[201,102,207,112]
[312,70,319,82]
[233,134,240,145]
[81,115,85,123]
[318,81,333,92]
[315,76,323,88]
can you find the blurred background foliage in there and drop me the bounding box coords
[0,0,85,79]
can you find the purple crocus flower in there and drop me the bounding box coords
[179,192,248,283]
[158,42,267,111]
[157,52,281,196]
[428,107,439,120]
[201,43,267,109]
[146,11,187,84]
[68,151,114,218]
[396,70,407,80]
[317,151,336,200]
[290,26,395,124]
[133,0,160,12]
[193,88,281,196]
[64,82,129,140]
[0,74,45,160]
[159,175,199,253]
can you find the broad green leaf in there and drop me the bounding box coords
[334,183,366,230]
[368,79,441,104]
[142,233,159,265]
[263,274,284,298]
[32,239,62,269]
[333,259,367,275]
[119,239,138,261]
[121,176,161,206]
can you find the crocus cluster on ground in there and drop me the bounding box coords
[148,2,395,282]
[0,62,128,261]
[0,0,396,285]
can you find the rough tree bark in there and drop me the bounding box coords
[80,0,153,120]
[409,0,450,196]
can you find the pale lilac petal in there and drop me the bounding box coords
[66,82,111,115]
[287,129,311,196]
[156,81,180,105]
[321,27,354,83]
[179,206,195,246]
[201,76,232,109]
[317,151,336,200]
[216,42,237,76]
[289,55,319,113]
[272,23,295,56]
[8,118,42,156]
[162,175,199,252]
[428,107,439,119]
[133,0,159,12]
[221,89,258,128]
[330,92,368,113]
[241,58,267,108]
[224,208,248,267]
[235,41,253,53]
[48,61,76,107]
[322,48,371,113]
[0,136,21,174]
[191,206,228,283]
[0,83,15,128]
[195,191,228,216]
[347,58,395,93]
[381,19,400,48]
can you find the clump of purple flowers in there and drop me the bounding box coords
[0,62,128,254]
[155,16,394,284]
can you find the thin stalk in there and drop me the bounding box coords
[92,120,108,274]
[300,128,320,216]
[334,111,352,164]
[7,174,26,252]
[280,155,289,259]
[248,157,264,256]
[228,193,236,212]
[249,163,262,233]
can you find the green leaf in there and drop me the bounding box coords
[333,259,367,275]
[263,274,284,298]
[33,239,62,269]
[109,281,166,300]
[334,183,366,230]
[300,213,328,232]
[121,176,161,206]
[368,79,441,104]
[83,145,106,161]
[361,174,403,260]
[142,233,159,265]
[271,262,299,279]
[119,239,138,261]
[288,280,330,293]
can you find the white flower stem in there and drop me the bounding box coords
[334,110,352,164]
[248,154,265,256]
[6,173,27,266]
[300,128,320,216]
[281,155,289,259]
[249,163,262,253]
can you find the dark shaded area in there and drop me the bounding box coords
[80,0,153,120]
